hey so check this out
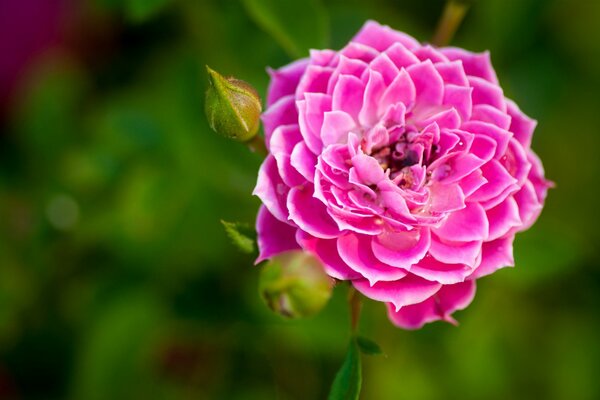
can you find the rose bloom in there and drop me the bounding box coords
[253,21,552,329]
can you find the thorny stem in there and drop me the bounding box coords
[431,0,470,47]
[348,284,362,334]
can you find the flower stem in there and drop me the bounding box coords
[245,134,268,156]
[431,0,470,47]
[348,284,362,334]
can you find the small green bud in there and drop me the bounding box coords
[259,250,334,319]
[205,66,262,142]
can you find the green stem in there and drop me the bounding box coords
[431,0,470,47]
[245,134,268,156]
[348,284,362,334]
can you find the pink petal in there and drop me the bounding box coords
[290,141,318,182]
[337,233,408,285]
[295,65,334,100]
[372,228,431,269]
[327,58,365,96]
[513,180,543,230]
[414,45,449,63]
[332,74,365,120]
[308,49,337,66]
[434,60,469,86]
[433,202,489,242]
[441,48,499,84]
[442,84,472,122]
[469,235,514,279]
[321,110,356,146]
[266,58,309,106]
[262,95,298,148]
[353,274,442,311]
[506,99,537,148]
[340,42,379,63]
[419,108,461,130]
[469,135,497,162]
[381,68,416,110]
[468,76,506,112]
[387,280,476,329]
[351,152,386,185]
[269,125,305,187]
[468,160,518,203]
[410,255,473,284]
[429,233,482,267]
[298,232,363,280]
[287,186,340,239]
[359,69,386,126]
[458,170,488,197]
[352,20,419,52]
[253,155,291,223]
[384,42,420,69]
[461,120,512,158]
[486,196,522,240]
[426,182,466,214]
[471,104,511,130]
[297,93,331,154]
[369,52,400,85]
[407,60,445,107]
[256,206,300,263]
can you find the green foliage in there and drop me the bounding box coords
[328,338,362,400]
[221,220,255,254]
[241,0,329,58]
[356,336,383,356]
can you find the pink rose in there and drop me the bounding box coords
[253,21,552,329]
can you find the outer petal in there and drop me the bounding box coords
[262,95,298,147]
[256,206,299,263]
[469,235,515,279]
[253,155,291,223]
[266,59,309,106]
[506,99,537,149]
[353,274,442,311]
[387,280,476,329]
[352,20,420,51]
[269,125,305,187]
[440,48,499,84]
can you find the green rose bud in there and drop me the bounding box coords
[205,66,262,142]
[259,250,334,319]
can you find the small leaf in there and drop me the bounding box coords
[356,336,382,356]
[241,0,329,58]
[328,338,362,400]
[221,220,255,254]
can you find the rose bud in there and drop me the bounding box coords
[259,250,334,319]
[205,66,262,142]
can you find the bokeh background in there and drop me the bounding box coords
[1,0,599,399]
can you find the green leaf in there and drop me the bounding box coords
[221,220,255,254]
[241,0,329,58]
[328,338,362,400]
[356,336,383,356]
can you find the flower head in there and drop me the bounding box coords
[253,21,552,329]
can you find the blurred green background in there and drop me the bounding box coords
[1,0,599,399]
